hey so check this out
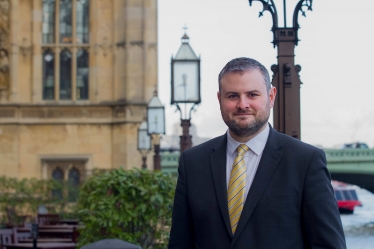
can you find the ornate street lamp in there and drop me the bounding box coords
[171,29,201,152]
[137,118,151,169]
[147,91,165,171]
[248,0,313,139]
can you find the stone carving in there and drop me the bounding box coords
[270,64,278,83]
[271,64,278,74]
[283,63,292,85]
[46,109,83,118]
[148,42,157,50]
[116,41,126,50]
[22,109,45,118]
[0,48,9,90]
[85,109,111,118]
[128,105,144,118]
[113,106,126,118]
[19,38,33,57]
[0,0,9,53]
[0,0,9,35]
[130,41,144,47]
[0,108,14,118]
[96,36,112,57]
[295,64,302,84]
[0,0,9,97]
[21,107,111,119]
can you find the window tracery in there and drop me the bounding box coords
[42,0,90,101]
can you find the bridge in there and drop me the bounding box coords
[324,148,374,193]
[161,152,179,177]
[161,148,374,193]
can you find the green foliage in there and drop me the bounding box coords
[77,168,176,249]
[0,176,79,225]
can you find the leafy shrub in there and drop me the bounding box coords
[0,176,79,225]
[77,168,176,249]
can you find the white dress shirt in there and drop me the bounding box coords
[226,124,270,201]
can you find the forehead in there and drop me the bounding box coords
[220,70,266,91]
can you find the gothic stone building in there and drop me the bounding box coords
[0,0,157,184]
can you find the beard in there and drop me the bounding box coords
[221,103,270,138]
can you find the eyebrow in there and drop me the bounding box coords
[225,90,261,95]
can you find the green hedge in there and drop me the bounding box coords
[0,176,79,225]
[77,168,176,249]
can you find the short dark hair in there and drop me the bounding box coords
[218,57,271,92]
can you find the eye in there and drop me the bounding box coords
[228,94,238,99]
[248,93,258,98]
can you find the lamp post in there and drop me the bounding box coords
[248,0,313,140]
[171,30,201,152]
[147,92,165,171]
[137,119,151,169]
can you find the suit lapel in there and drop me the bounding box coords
[232,127,283,244]
[210,134,233,238]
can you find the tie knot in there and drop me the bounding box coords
[237,144,249,156]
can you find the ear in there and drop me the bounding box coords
[217,91,221,102]
[269,87,277,108]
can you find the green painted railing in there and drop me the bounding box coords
[324,149,374,175]
[161,152,179,176]
[161,149,374,176]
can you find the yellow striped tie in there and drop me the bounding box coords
[228,144,249,234]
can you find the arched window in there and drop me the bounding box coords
[76,49,89,100]
[51,167,64,199]
[42,0,90,101]
[76,0,90,44]
[42,0,55,44]
[60,49,72,100]
[42,49,55,100]
[59,0,73,43]
[68,167,80,201]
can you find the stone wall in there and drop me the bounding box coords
[0,0,158,179]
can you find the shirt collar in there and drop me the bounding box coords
[226,123,270,156]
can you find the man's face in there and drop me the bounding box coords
[217,70,276,141]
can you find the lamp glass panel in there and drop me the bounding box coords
[138,130,151,150]
[147,108,165,134]
[173,61,199,102]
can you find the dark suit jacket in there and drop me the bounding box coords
[168,126,346,249]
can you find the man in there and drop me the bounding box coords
[168,57,346,249]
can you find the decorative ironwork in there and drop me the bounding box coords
[248,0,278,27]
[248,0,312,28]
[292,0,313,28]
[248,0,313,140]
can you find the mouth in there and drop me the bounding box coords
[234,113,253,116]
[233,113,254,121]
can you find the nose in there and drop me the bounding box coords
[237,96,249,110]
